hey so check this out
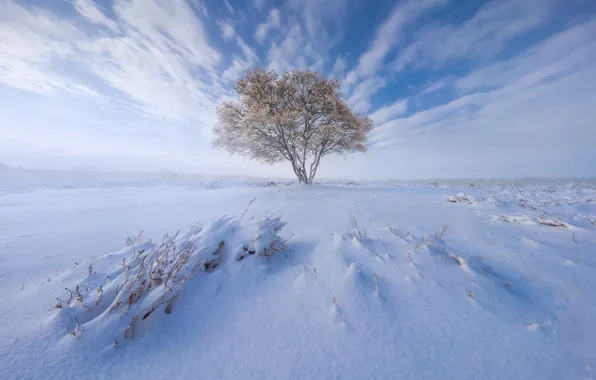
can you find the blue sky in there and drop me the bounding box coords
[1,0,596,179]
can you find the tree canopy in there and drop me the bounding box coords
[213,68,373,184]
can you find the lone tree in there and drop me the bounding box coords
[213,68,373,184]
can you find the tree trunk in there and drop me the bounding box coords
[291,158,320,184]
[291,164,310,183]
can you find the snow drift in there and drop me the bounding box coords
[50,214,289,344]
[1,182,595,380]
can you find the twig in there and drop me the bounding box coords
[386,222,412,242]
[373,273,378,293]
[65,288,74,305]
[68,318,84,339]
[19,282,25,291]
[238,198,256,223]
[95,286,104,307]
[573,272,580,288]
[75,285,91,311]
[376,235,391,259]
[281,233,295,245]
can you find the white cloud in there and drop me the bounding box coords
[364,17,596,178]
[455,17,596,93]
[269,8,281,26]
[74,0,117,30]
[222,36,259,83]
[368,99,408,125]
[218,20,235,41]
[252,0,266,11]
[346,0,449,85]
[224,0,234,14]
[236,36,258,64]
[393,0,554,71]
[331,56,347,77]
[254,8,281,44]
[346,76,386,113]
[222,60,247,83]
[288,0,348,40]
[266,24,325,73]
[342,0,448,117]
[418,81,448,96]
[0,0,222,125]
[254,24,268,44]
[0,1,93,95]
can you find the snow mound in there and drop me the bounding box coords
[495,213,572,228]
[537,215,570,228]
[2,183,596,379]
[50,214,288,344]
[496,214,534,224]
[445,192,476,205]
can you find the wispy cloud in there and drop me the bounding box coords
[0,0,96,96]
[74,0,117,30]
[366,17,596,178]
[343,0,449,113]
[224,0,235,14]
[1,0,224,126]
[369,99,408,125]
[266,24,326,72]
[393,0,554,71]
[347,76,386,113]
[455,17,596,93]
[252,0,267,11]
[346,0,448,83]
[288,0,348,42]
[255,8,281,44]
[218,20,236,41]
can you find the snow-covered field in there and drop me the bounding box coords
[1,179,595,380]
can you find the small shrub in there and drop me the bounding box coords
[53,214,289,342]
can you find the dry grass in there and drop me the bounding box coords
[415,225,448,250]
[538,215,568,228]
[386,222,412,242]
[67,318,84,339]
[54,214,289,341]
[349,212,368,242]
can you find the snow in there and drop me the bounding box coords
[1,178,595,379]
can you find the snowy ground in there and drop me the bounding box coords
[1,180,595,380]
